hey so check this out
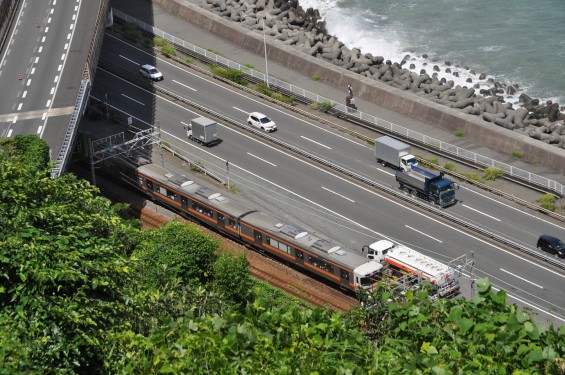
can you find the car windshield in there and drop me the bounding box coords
[259,116,271,124]
[554,239,565,251]
[148,68,159,74]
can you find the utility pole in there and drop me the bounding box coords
[261,18,269,88]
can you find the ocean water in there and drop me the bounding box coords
[298,0,565,107]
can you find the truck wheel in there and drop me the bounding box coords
[381,161,387,167]
[410,191,417,199]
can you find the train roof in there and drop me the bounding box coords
[137,163,255,218]
[242,210,375,271]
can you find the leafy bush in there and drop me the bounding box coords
[462,172,482,182]
[319,101,333,110]
[444,161,457,172]
[243,63,255,69]
[212,252,255,307]
[425,157,439,165]
[210,64,247,85]
[133,221,219,288]
[154,37,166,46]
[483,167,504,180]
[310,102,320,110]
[254,82,273,96]
[161,44,176,57]
[512,151,523,159]
[312,73,321,81]
[184,57,194,64]
[271,92,295,104]
[455,130,464,137]
[122,22,142,41]
[536,193,556,212]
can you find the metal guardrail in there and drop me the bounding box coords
[51,80,90,178]
[112,8,565,196]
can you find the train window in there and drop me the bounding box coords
[192,201,197,210]
[296,250,303,259]
[341,270,349,280]
[158,186,166,196]
[267,237,290,254]
[147,180,154,190]
[217,213,224,222]
[181,196,188,205]
[138,177,144,186]
[167,190,176,199]
[325,263,334,274]
[193,203,213,217]
[228,218,237,229]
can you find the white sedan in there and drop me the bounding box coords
[247,112,277,132]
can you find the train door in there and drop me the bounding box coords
[340,269,351,288]
[217,213,225,230]
[295,249,304,266]
[253,230,263,245]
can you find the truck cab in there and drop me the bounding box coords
[400,155,418,171]
[362,240,394,262]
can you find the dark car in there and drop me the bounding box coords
[536,234,565,259]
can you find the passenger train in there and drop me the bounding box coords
[113,160,384,291]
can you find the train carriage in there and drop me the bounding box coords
[131,162,382,291]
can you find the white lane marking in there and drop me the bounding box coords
[321,186,355,202]
[247,152,277,166]
[44,27,49,32]
[37,126,42,134]
[64,43,68,50]
[69,23,73,30]
[300,135,331,149]
[500,268,544,289]
[180,121,190,127]
[41,112,47,120]
[121,94,145,105]
[35,56,39,63]
[405,225,443,243]
[233,106,248,115]
[17,103,22,110]
[172,80,197,91]
[41,36,46,42]
[22,91,27,98]
[57,64,62,71]
[462,204,501,221]
[67,33,71,40]
[46,99,51,107]
[119,55,138,64]
[54,75,58,83]
[7,129,13,137]
[60,53,65,60]
[50,87,55,94]
[50,8,54,14]
[47,17,51,23]
[38,46,43,53]
[31,67,35,74]
[26,79,31,86]
[463,186,565,230]
[11,116,17,123]
[72,14,76,21]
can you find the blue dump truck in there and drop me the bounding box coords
[396,166,458,207]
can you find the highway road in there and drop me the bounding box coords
[90,33,565,324]
[0,0,102,159]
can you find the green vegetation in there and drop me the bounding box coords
[319,101,333,110]
[184,56,194,64]
[512,151,524,159]
[206,48,221,56]
[537,193,556,212]
[444,161,457,172]
[310,101,320,110]
[160,44,176,57]
[483,167,504,180]
[254,82,273,96]
[424,156,439,165]
[189,160,204,173]
[1,135,564,374]
[153,37,166,47]
[122,22,142,41]
[455,130,464,137]
[271,92,295,105]
[243,63,255,69]
[462,172,482,182]
[312,73,321,81]
[210,64,248,86]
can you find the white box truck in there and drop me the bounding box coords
[374,136,418,171]
[185,116,219,146]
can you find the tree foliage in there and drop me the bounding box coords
[0,137,140,373]
[133,221,219,288]
[212,252,255,308]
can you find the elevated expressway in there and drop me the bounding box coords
[0,0,108,176]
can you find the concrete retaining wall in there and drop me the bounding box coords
[153,0,565,174]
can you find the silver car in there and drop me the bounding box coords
[139,64,163,81]
[247,112,277,132]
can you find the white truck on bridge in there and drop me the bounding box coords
[374,136,418,172]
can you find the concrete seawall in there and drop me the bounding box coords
[153,0,565,174]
